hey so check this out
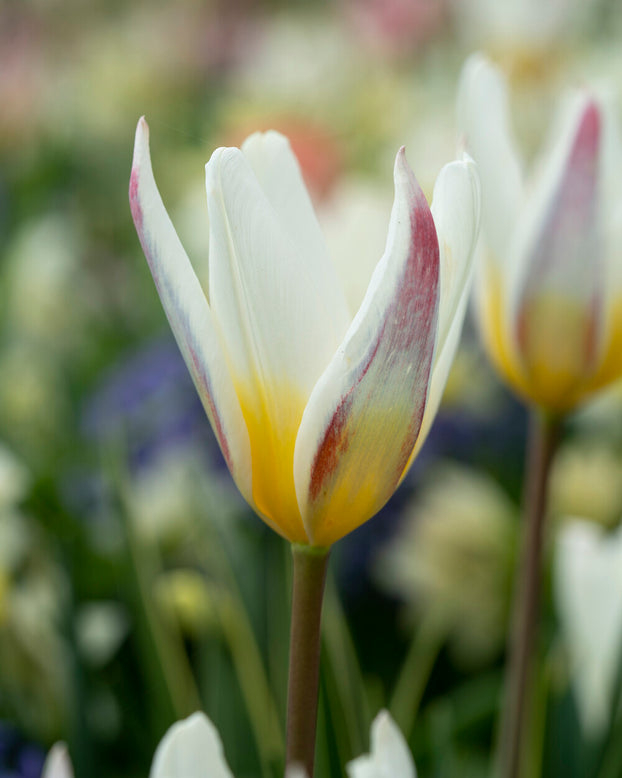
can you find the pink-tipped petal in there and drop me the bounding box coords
[129,118,252,503]
[398,155,480,479]
[294,149,439,547]
[511,97,603,391]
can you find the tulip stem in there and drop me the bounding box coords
[497,409,562,778]
[286,543,331,777]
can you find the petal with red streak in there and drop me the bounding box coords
[129,118,252,505]
[294,149,439,547]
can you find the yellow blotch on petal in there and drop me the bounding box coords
[236,376,308,544]
[517,294,596,411]
[479,263,607,412]
[309,404,416,548]
[585,297,622,394]
[478,266,526,397]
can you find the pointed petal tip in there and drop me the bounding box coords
[577,95,601,146]
[133,116,149,158]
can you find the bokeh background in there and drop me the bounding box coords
[1,1,622,776]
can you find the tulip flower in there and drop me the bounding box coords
[555,519,622,737]
[42,744,73,778]
[347,710,417,778]
[129,119,479,548]
[43,710,416,778]
[458,54,622,413]
[458,53,622,778]
[130,118,479,776]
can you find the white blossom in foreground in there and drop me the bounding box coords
[555,519,622,736]
[130,120,479,547]
[347,710,417,778]
[42,744,74,778]
[45,710,415,777]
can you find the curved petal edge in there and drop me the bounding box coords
[129,118,252,504]
[294,148,439,546]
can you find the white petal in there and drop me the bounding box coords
[398,155,480,478]
[317,178,394,318]
[508,96,603,371]
[206,144,349,401]
[285,767,308,778]
[457,53,523,264]
[205,144,354,540]
[599,92,622,315]
[555,520,622,737]
[241,130,350,330]
[430,155,480,354]
[42,744,74,778]
[294,149,439,547]
[347,711,416,778]
[130,118,252,504]
[149,712,234,778]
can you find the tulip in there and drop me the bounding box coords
[555,519,622,738]
[129,119,479,548]
[347,710,417,778]
[43,710,416,778]
[42,744,73,778]
[458,54,622,778]
[458,54,622,413]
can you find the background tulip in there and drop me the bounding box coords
[458,53,622,413]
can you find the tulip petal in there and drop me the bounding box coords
[509,97,603,405]
[42,744,74,778]
[586,104,622,393]
[555,521,622,736]
[129,118,252,504]
[150,712,234,778]
[399,155,480,478]
[205,145,350,541]
[294,149,439,547]
[241,130,350,330]
[457,54,523,264]
[346,710,416,778]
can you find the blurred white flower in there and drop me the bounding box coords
[459,54,622,413]
[153,569,217,638]
[549,442,622,528]
[75,601,130,667]
[150,712,234,778]
[555,519,622,737]
[234,13,358,101]
[3,213,85,350]
[450,0,595,57]
[0,341,69,458]
[150,712,305,778]
[347,710,416,778]
[42,743,74,778]
[45,709,416,777]
[0,443,30,510]
[378,463,517,665]
[316,177,393,318]
[127,446,205,545]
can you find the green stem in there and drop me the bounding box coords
[217,595,284,776]
[286,544,330,777]
[389,610,447,739]
[496,409,563,778]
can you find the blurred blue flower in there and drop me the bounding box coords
[82,337,221,472]
[0,724,45,778]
